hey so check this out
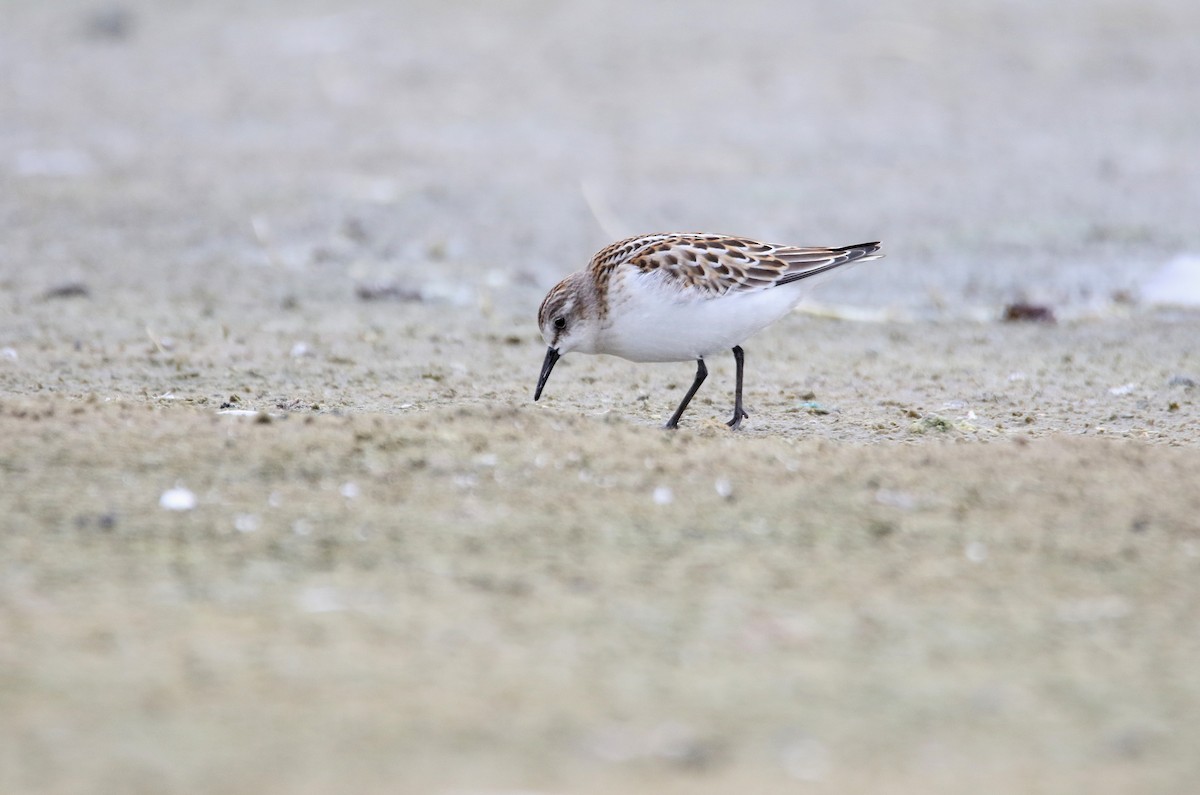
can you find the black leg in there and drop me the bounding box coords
[726,345,749,430]
[664,358,707,429]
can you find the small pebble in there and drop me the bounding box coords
[42,283,91,300]
[1002,302,1056,323]
[159,486,196,511]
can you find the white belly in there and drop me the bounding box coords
[595,270,807,362]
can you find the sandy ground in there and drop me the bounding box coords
[3,1,1200,793]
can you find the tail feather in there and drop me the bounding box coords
[836,241,883,261]
[775,241,883,286]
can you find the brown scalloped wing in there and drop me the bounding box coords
[585,235,880,317]
[586,234,675,317]
[625,235,869,297]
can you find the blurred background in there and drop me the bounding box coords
[4,4,1200,793]
[4,0,1198,315]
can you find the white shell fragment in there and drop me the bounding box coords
[1140,254,1200,307]
[159,486,197,511]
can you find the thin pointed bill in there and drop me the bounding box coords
[533,347,560,401]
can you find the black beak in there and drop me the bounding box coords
[533,347,560,401]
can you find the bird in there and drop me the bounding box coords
[533,233,882,429]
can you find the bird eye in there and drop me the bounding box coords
[553,317,566,330]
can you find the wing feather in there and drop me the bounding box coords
[596,234,881,297]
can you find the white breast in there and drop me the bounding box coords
[596,269,809,363]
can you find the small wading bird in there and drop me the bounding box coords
[534,234,882,429]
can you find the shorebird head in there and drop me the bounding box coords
[534,273,597,401]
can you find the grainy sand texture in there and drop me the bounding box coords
[2,2,1199,793]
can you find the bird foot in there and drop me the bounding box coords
[725,408,749,430]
